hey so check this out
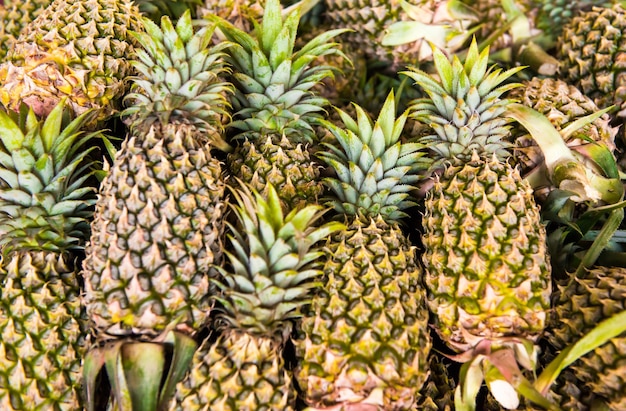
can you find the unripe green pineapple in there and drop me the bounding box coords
[558,3,626,116]
[81,12,233,409]
[0,101,101,410]
[296,92,432,410]
[0,0,143,124]
[169,184,342,410]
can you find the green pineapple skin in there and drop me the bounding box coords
[423,156,551,351]
[0,252,88,410]
[0,0,143,124]
[83,123,225,340]
[0,102,100,411]
[558,3,626,116]
[296,216,432,410]
[548,266,626,409]
[170,330,295,411]
[227,136,324,213]
[534,0,614,39]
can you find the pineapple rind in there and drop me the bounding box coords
[549,266,626,408]
[171,330,294,411]
[228,136,323,213]
[0,251,87,411]
[0,0,53,61]
[423,155,551,350]
[0,0,143,122]
[297,216,431,410]
[508,76,618,175]
[83,124,225,339]
[558,3,626,115]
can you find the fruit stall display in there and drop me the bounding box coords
[0,0,625,410]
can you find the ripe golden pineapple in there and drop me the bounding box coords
[81,12,233,409]
[0,0,143,124]
[0,101,101,410]
[210,0,347,212]
[169,184,342,410]
[404,40,552,409]
[295,92,432,410]
[0,0,53,60]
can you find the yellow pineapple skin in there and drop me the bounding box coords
[0,0,54,60]
[83,123,226,341]
[296,216,431,411]
[423,155,551,352]
[0,0,143,124]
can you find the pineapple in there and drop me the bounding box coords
[557,3,626,117]
[508,76,618,176]
[324,0,469,70]
[0,0,53,61]
[295,92,432,410]
[416,353,456,411]
[506,76,619,203]
[209,0,347,212]
[81,11,233,409]
[404,40,552,409]
[197,0,264,32]
[168,183,342,411]
[547,266,626,410]
[0,0,143,124]
[533,0,616,39]
[0,100,101,410]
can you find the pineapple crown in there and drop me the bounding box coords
[318,91,427,222]
[122,10,233,151]
[214,183,343,338]
[208,0,349,143]
[0,100,100,254]
[403,39,523,166]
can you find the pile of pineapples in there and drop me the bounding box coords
[1,0,626,410]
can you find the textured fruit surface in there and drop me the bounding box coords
[0,252,87,411]
[0,0,142,122]
[558,3,626,115]
[83,124,225,339]
[423,155,551,351]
